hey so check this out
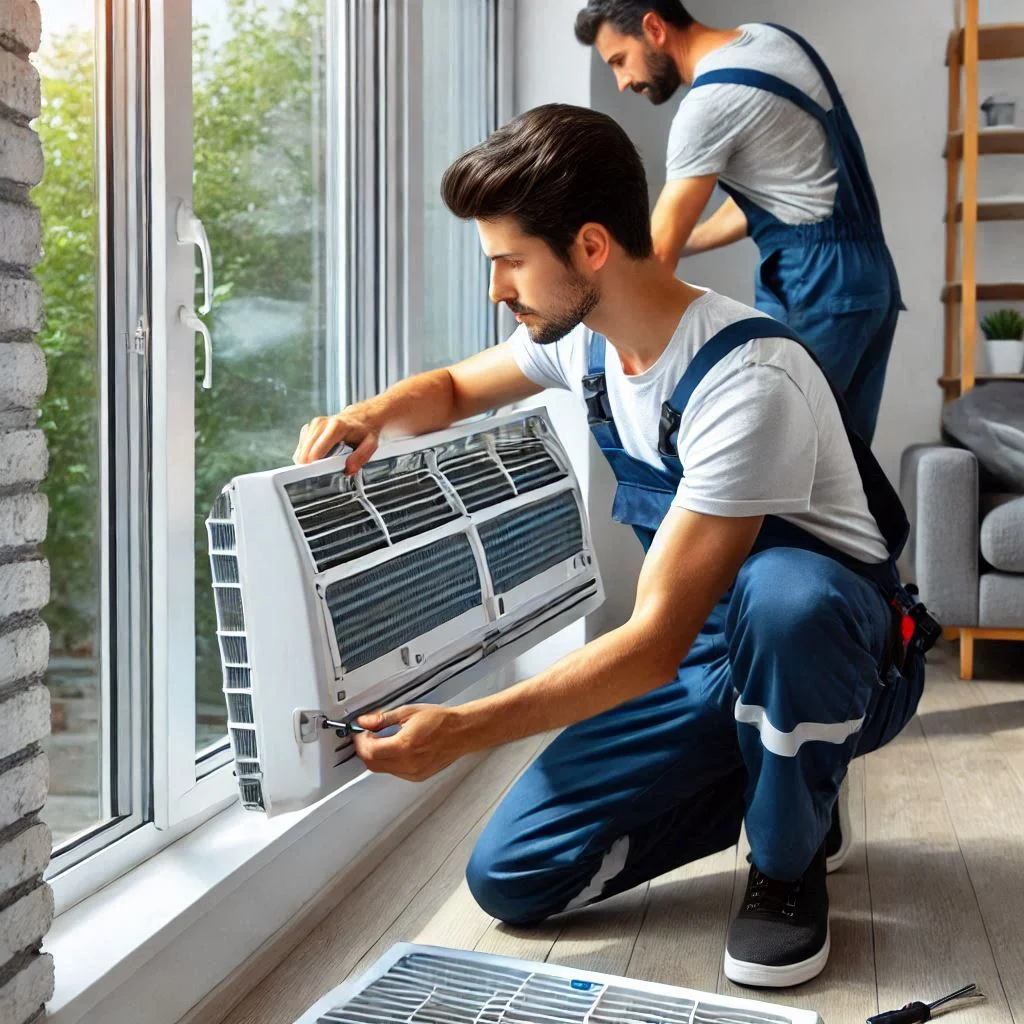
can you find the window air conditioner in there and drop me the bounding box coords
[206,410,604,816]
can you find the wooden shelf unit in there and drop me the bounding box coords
[942,6,1024,668]
[945,126,1024,158]
[947,22,1024,63]
[943,2,1024,401]
[949,197,1024,222]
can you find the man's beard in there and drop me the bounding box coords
[632,45,681,105]
[509,273,599,346]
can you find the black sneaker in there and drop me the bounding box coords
[724,844,830,988]
[825,776,852,873]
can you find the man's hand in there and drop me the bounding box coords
[292,347,544,473]
[293,409,380,474]
[352,705,469,782]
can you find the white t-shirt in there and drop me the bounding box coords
[666,23,838,224]
[507,290,888,564]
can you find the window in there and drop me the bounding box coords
[398,0,507,378]
[43,0,509,890]
[189,1,331,756]
[40,0,150,877]
[36,0,104,849]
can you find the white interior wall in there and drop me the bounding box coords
[511,1,1023,639]
[512,0,646,644]
[590,0,1024,483]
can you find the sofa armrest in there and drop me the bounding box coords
[900,444,979,627]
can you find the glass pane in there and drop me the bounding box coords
[412,0,496,374]
[192,0,329,752]
[35,3,105,845]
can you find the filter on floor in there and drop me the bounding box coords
[294,944,822,1024]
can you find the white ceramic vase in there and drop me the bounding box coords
[984,338,1024,375]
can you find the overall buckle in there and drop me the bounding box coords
[582,372,613,425]
[658,403,682,459]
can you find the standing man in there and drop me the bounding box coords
[294,105,933,989]
[575,1,903,443]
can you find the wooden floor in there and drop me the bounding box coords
[215,640,1024,1024]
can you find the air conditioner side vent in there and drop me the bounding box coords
[207,485,265,811]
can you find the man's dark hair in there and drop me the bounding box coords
[441,104,653,264]
[574,0,694,45]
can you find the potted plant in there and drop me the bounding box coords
[980,309,1024,375]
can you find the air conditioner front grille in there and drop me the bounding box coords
[297,499,388,572]
[308,948,808,1024]
[493,419,566,493]
[326,534,482,671]
[496,441,565,492]
[478,491,583,594]
[438,441,516,511]
[363,466,460,541]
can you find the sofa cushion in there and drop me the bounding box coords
[979,572,1024,628]
[980,495,1024,572]
[942,382,1024,491]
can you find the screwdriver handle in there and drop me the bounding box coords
[866,1002,931,1024]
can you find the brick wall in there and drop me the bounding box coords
[0,1,55,1022]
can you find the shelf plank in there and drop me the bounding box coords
[945,128,1024,159]
[942,282,1024,303]
[940,374,1024,385]
[948,22,1024,63]
[949,197,1024,221]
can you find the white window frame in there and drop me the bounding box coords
[150,0,238,828]
[51,0,514,906]
[45,0,150,880]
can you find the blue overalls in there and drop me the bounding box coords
[689,24,903,443]
[466,316,930,926]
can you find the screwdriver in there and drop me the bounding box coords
[867,984,979,1024]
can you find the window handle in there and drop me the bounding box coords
[179,305,213,390]
[175,201,214,315]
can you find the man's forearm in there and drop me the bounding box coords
[350,368,461,440]
[449,616,692,754]
[682,196,749,257]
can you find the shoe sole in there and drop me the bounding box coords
[826,777,852,874]
[723,926,831,988]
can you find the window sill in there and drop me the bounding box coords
[44,753,481,1024]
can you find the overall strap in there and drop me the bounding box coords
[658,317,802,459]
[583,332,622,448]
[764,23,844,110]
[656,315,911,561]
[689,68,829,124]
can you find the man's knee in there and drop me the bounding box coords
[729,549,845,652]
[465,833,553,926]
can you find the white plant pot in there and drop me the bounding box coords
[984,338,1024,375]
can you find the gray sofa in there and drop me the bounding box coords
[900,443,1024,678]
